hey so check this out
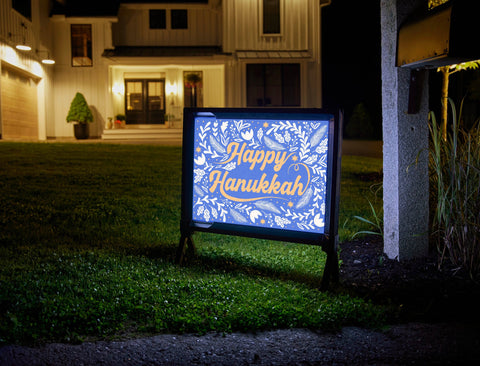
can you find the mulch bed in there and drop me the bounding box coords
[338,236,480,324]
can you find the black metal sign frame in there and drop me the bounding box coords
[177,108,342,289]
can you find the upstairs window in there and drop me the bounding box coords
[262,0,281,35]
[12,0,31,20]
[171,9,188,29]
[149,9,166,29]
[71,24,92,67]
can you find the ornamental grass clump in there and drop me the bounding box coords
[429,99,480,279]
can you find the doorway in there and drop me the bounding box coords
[125,79,166,124]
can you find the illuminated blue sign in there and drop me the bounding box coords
[179,108,342,288]
[191,116,330,234]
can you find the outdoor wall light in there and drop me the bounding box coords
[9,23,32,52]
[37,50,55,65]
[112,83,124,95]
[15,42,31,51]
[8,33,32,51]
[167,82,178,106]
[166,82,178,96]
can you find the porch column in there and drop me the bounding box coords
[381,0,429,260]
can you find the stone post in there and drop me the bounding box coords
[381,0,430,260]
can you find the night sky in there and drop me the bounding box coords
[322,0,382,139]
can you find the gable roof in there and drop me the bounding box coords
[103,46,225,58]
[120,1,208,3]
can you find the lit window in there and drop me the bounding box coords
[171,9,188,29]
[71,24,92,67]
[149,9,166,29]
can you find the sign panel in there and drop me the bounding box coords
[180,108,341,246]
[192,116,330,234]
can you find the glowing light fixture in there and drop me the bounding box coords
[10,23,32,51]
[37,50,55,65]
[112,83,125,95]
[166,82,178,95]
[16,42,31,51]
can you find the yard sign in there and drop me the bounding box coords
[178,108,342,288]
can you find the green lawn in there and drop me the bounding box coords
[0,142,383,345]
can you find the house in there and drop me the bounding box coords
[0,0,330,142]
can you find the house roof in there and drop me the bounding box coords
[102,46,226,58]
[51,0,120,17]
[119,1,208,3]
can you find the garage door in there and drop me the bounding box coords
[1,65,38,140]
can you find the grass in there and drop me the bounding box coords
[0,142,383,345]
[429,100,480,278]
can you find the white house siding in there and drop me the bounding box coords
[223,0,324,108]
[223,0,311,52]
[113,4,221,47]
[50,18,116,138]
[1,0,327,140]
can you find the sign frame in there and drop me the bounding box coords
[177,108,342,288]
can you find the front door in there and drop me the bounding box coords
[125,79,165,124]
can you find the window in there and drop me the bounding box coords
[149,9,166,29]
[263,0,281,34]
[12,0,31,20]
[247,64,300,107]
[71,25,92,67]
[171,9,188,29]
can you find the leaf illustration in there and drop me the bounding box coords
[221,121,228,134]
[194,184,205,197]
[295,187,313,209]
[249,210,262,223]
[229,208,248,223]
[255,200,281,214]
[310,125,327,147]
[209,135,226,154]
[274,132,285,143]
[204,209,211,222]
[314,213,325,228]
[264,136,285,151]
[315,138,328,154]
[274,215,291,228]
[304,154,318,165]
[222,162,237,171]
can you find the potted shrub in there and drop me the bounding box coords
[66,92,93,139]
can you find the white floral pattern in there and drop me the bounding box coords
[192,117,330,233]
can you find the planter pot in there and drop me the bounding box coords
[74,123,89,140]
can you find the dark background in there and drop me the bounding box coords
[322,0,382,140]
[321,0,480,139]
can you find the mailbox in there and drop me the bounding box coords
[397,1,480,68]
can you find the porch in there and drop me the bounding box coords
[101,124,182,144]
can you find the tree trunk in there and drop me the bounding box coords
[440,67,450,141]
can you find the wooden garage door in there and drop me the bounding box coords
[1,65,38,140]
